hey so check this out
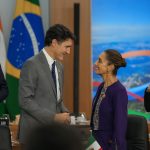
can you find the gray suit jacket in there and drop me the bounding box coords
[18,51,68,143]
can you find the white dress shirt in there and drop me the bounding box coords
[43,48,60,101]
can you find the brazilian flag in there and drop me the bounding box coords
[6,0,44,120]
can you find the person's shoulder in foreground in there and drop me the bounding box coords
[24,122,84,150]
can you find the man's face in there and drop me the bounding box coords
[53,39,73,61]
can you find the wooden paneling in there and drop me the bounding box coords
[50,0,92,119]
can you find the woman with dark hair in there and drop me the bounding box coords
[91,49,128,150]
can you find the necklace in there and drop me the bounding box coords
[100,86,107,99]
[93,86,107,130]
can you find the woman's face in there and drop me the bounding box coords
[94,52,111,75]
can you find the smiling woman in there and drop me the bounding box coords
[92,0,150,122]
[94,49,126,76]
[91,49,128,150]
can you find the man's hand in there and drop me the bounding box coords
[54,113,70,124]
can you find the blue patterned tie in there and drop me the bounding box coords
[52,61,57,91]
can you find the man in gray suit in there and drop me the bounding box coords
[18,24,75,144]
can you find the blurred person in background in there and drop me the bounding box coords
[144,85,150,112]
[0,65,8,102]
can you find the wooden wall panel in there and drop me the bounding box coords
[50,0,92,119]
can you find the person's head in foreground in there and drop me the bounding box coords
[25,122,83,150]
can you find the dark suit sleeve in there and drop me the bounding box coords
[112,88,128,150]
[0,66,9,102]
[144,88,150,112]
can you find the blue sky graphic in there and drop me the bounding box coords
[92,0,150,102]
[92,0,150,44]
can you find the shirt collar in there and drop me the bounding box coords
[43,48,55,68]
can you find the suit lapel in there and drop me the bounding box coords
[56,61,63,97]
[38,51,57,97]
